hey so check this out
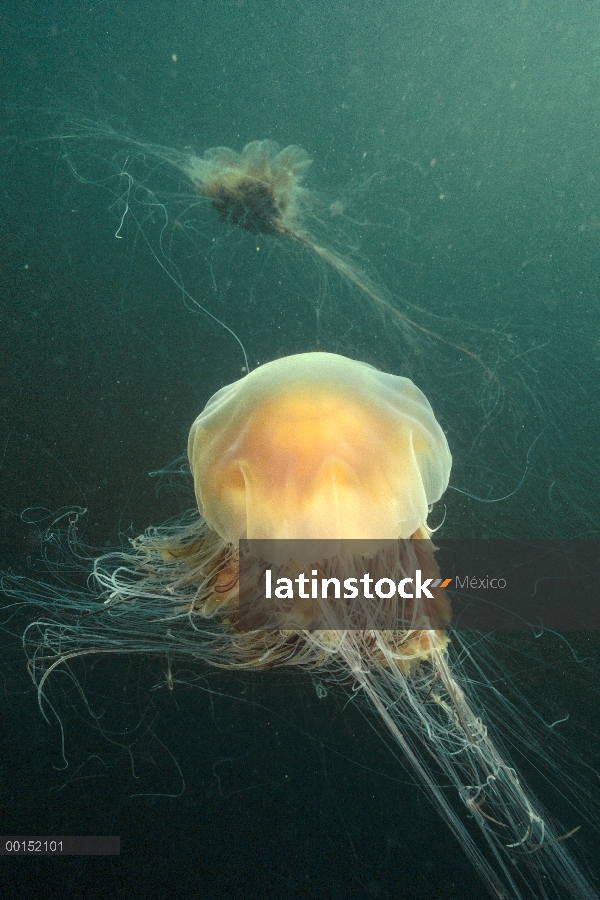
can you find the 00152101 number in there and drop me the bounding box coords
[4,839,63,853]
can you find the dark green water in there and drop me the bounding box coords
[1,2,599,898]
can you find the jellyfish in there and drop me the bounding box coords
[139,138,493,372]
[180,139,396,309]
[33,122,493,380]
[7,351,596,900]
[180,140,460,354]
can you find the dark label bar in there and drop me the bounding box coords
[237,539,600,631]
[1,837,120,855]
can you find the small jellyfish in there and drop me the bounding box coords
[156,139,496,375]
[13,352,596,900]
[181,141,424,338]
[195,141,311,237]
[40,123,495,378]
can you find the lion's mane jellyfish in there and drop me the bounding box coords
[15,352,597,900]
[192,141,311,237]
[180,140,424,336]
[145,139,493,370]
[34,125,493,375]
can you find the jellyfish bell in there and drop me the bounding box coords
[187,351,451,559]
[189,140,312,236]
